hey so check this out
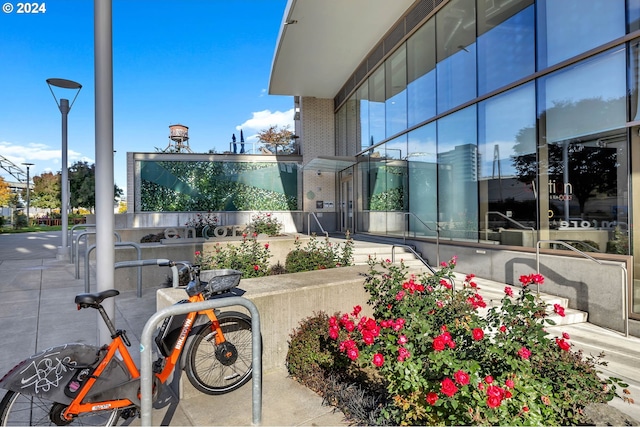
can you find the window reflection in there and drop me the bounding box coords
[537,0,624,69]
[386,46,407,137]
[407,20,436,126]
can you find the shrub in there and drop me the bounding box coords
[196,235,271,278]
[250,212,282,236]
[325,258,630,426]
[185,212,219,237]
[285,234,354,273]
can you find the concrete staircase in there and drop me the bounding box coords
[335,235,588,327]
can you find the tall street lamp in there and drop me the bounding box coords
[46,78,82,261]
[21,162,34,225]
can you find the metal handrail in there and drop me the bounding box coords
[391,244,454,292]
[307,212,329,238]
[140,297,262,426]
[536,240,628,337]
[403,212,440,266]
[484,211,535,241]
[85,242,141,293]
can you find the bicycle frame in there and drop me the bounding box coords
[0,291,228,422]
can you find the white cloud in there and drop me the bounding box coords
[0,140,92,181]
[237,109,295,141]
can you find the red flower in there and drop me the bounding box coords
[328,326,339,340]
[454,370,470,386]
[346,347,358,360]
[504,286,513,297]
[426,392,438,405]
[253,265,260,271]
[554,303,566,317]
[195,251,201,256]
[484,375,494,384]
[372,353,384,367]
[397,335,408,345]
[397,347,410,362]
[500,325,507,333]
[487,395,502,408]
[523,406,529,412]
[433,336,446,351]
[351,305,362,316]
[517,346,531,360]
[562,332,570,340]
[440,378,458,397]
[472,328,484,341]
[264,243,269,249]
[556,338,571,351]
[505,379,515,388]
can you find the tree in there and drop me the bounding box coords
[256,125,295,154]
[31,172,61,212]
[68,161,123,212]
[0,177,11,207]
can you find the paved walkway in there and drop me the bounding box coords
[0,231,347,426]
[1,230,639,425]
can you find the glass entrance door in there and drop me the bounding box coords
[340,172,354,233]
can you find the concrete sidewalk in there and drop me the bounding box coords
[0,231,347,426]
[1,231,639,425]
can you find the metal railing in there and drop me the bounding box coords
[85,242,141,293]
[402,212,440,266]
[69,223,95,262]
[114,259,171,297]
[307,212,329,238]
[536,240,629,337]
[139,297,262,426]
[484,211,535,242]
[391,244,455,292]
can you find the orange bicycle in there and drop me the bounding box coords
[0,261,252,426]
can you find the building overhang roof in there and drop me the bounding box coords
[269,0,416,99]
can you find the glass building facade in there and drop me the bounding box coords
[334,0,640,314]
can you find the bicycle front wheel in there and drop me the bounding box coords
[0,390,129,426]
[185,311,253,395]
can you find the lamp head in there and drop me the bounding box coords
[46,78,82,110]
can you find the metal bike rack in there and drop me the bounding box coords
[114,259,174,297]
[75,230,121,277]
[139,297,262,426]
[85,242,141,292]
[69,223,95,262]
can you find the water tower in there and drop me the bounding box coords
[166,124,192,152]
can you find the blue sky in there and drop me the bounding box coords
[0,0,293,192]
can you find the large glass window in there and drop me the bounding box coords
[537,0,625,69]
[386,45,407,137]
[369,67,386,145]
[436,0,476,113]
[408,123,438,237]
[407,20,436,127]
[437,105,478,240]
[357,83,371,151]
[538,47,627,253]
[478,83,536,243]
[477,3,535,95]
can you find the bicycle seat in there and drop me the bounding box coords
[75,289,120,308]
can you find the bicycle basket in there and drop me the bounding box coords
[199,269,242,294]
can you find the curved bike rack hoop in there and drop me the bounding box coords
[75,230,121,278]
[85,242,141,293]
[139,297,262,426]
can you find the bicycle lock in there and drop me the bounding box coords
[139,297,262,426]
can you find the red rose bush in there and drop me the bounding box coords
[326,257,629,425]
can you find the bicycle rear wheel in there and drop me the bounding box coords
[0,390,131,426]
[185,311,253,395]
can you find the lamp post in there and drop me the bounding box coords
[46,78,82,261]
[21,162,34,225]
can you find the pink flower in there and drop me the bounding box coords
[562,332,570,340]
[472,328,484,341]
[517,346,531,360]
[484,375,494,384]
[395,291,405,301]
[195,251,201,256]
[264,243,269,249]
[351,305,362,316]
[397,335,408,345]
[440,378,458,397]
[397,347,410,362]
[346,347,359,360]
[372,353,384,367]
[454,370,470,386]
[554,304,566,317]
[505,379,515,388]
[504,286,513,297]
[426,392,438,405]
[328,326,339,340]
